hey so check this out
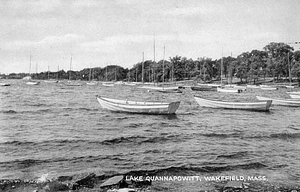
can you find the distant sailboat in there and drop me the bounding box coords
[102,64,113,87]
[216,49,241,93]
[87,64,97,85]
[44,65,58,83]
[65,54,82,86]
[0,82,10,86]
[140,45,181,93]
[25,54,40,85]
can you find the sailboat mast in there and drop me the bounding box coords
[288,52,291,85]
[48,66,50,80]
[142,52,144,83]
[153,33,156,83]
[221,57,223,85]
[153,34,156,62]
[69,55,72,81]
[57,64,59,80]
[221,48,223,85]
[29,54,31,75]
[89,64,92,82]
[106,64,108,81]
[129,68,130,82]
[162,46,165,84]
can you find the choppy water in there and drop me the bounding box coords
[1,80,300,189]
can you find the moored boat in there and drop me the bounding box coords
[256,96,300,107]
[246,85,260,89]
[139,86,181,93]
[96,96,180,114]
[86,81,98,85]
[260,87,278,91]
[197,83,221,87]
[289,94,300,99]
[102,83,114,87]
[191,86,217,92]
[26,81,40,85]
[259,85,278,90]
[64,81,82,86]
[286,85,295,89]
[217,87,242,93]
[194,96,272,111]
[233,85,247,91]
[114,81,124,85]
[156,89,182,93]
[0,82,10,86]
[124,82,137,86]
[44,80,58,83]
[287,92,300,95]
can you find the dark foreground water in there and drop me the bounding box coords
[0,80,300,191]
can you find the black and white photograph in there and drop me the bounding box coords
[1,0,300,191]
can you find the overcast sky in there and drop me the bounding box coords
[1,0,300,74]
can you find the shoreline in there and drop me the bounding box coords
[1,172,300,192]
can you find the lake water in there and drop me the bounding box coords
[0,80,300,191]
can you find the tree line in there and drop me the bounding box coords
[3,42,300,84]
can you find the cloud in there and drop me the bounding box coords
[163,6,221,17]
[71,0,102,9]
[1,34,85,50]
[81,34,155,53]
[1,0,62,15]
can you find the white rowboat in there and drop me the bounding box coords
[139,86,181,93]
[217,87,242,93]
[286,85,294,89]
[246,85,260,89]
[86,81,98,85]
[26,81,40,85]
[96,96,180,114]
[256,96,300,107]
[197,83,221,87]
[287,92,300,95]
[194,96,272,111]
[289,94,300,99]
[261,87,278,91]
[102,83,114,87]
[0,83,10,86]
[44,80,58,83]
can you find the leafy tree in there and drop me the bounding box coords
[263,42,294,82]
[248,50,268,84]
[235,52,251,83]
[292,50,300,85]
[170,55,182,81]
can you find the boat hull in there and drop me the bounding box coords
[102,83,114,87]
[44,80,58,83]
[86,82,98,85]
[197,83,221,87]
[97,96,180,114]
[289,94,300,99]
[261,87,278,91]
[217,87,242,93]
[194,96,272,111]
[287,92,300,95]
[191,86,217,91]
[140,86,181,93]
[256,96,300,106]
[246,85,260,89]
[26,81,40,85]
[0,83,10,86]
